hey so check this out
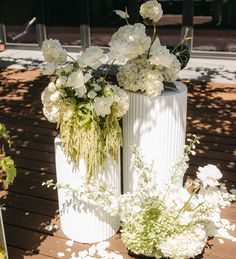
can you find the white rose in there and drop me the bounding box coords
[140,0,163,22]
[66,71,88,97]
[42,39,67,65]
[149,39,175,68]
[87,90,97,99]
[77,46,105,69]
[43,62,56,75]
[93,97,113,117]
[109,23,151,62]
[197,164,222,187]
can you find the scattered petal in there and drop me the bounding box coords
[57,252,65,257]
[218,238,224,244]
[66,240,74,247]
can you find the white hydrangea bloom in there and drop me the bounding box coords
[42,39,67,65]
[93,96,113,117]
[159,227,207,259]
[109,23,151,62]
[77,46,106,69]
[117,55,164,96]
[66,71,89,97]
[197,164,222,187]
[140,0,163,22]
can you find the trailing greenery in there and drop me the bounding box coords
[60,109,122,181]
[0,123,16,189]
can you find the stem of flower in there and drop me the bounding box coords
[125,7,129,25]
[67,54,77,63]
[104,59,116,80]
[176,185,201,218]
[147,22,157,58]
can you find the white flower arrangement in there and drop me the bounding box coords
[41,41,129,180]
[110,0,190,97]
[44,136,236,258]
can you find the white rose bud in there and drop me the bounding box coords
[140,0,163,23]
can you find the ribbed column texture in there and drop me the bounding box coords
[54,137,120,243]
[123,82,187,193]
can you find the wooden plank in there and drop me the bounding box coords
[8,246,55,259]
[0,191,59,217]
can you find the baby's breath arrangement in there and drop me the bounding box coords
[41,41,129,180]
[0,123,16,189]
[110,0,190,97]
[44,135,236,259]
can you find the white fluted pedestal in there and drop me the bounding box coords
[55,137,120,243]
[123,82,187,193]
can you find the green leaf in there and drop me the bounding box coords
[166,44,190,69]
[0,123,10,141]
[163,81,178,91]
[0,156,16,189]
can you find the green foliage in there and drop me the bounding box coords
[0,123,16,189]
[0,156,16,189]
[163,81,178,91]
[0,123,10,142]
[167,44,190,69]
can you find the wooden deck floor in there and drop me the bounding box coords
[0,69,235,259]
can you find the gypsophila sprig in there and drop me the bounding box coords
[41,42,129,180]
[111,0,190,97]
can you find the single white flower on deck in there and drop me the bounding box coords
[197,164,222,187]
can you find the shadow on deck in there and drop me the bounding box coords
[0,68,235,258]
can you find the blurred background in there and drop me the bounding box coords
[0,0,235,55]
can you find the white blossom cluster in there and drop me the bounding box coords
[45,136,236,259]
[109,1,181,97]
[116,54,165,97]
[41,41,129,125]
[117,137,236,258]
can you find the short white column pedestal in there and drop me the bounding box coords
[122,82,187,193]
[55,137,121,243]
